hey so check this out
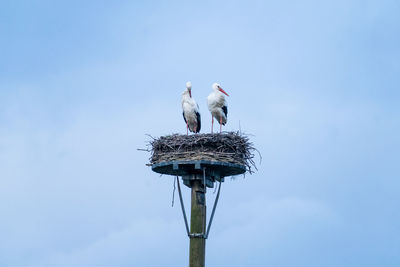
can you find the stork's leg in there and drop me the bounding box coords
[211,117,214,134]
[186,122,189,135]
[220,117,222,133]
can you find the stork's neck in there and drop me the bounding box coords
[182,88,191,98]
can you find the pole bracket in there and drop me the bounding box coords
[176,176,222,240]
[189,233,205,238]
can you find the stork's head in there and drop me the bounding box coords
[212,82,229,96]
[186,81,192,97]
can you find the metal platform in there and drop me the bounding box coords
[151,160,246,188]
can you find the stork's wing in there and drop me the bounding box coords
[182,112,187,124]
[195,111,201,133]
[222,105,228,117]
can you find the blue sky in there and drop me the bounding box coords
[0,0,399,266]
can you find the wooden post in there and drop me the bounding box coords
[189,179,206,267]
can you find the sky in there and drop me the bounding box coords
[0,0,399,266]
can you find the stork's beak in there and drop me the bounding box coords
[218,86,229,96]
[189,89,192,98]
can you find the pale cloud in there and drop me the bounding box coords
[28,218,187,267]
[0,0,399,266]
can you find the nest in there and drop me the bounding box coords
[147,132,258,174]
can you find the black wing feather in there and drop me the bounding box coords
[221,106,228,125]
[222,105,228,117]
[195,111,201,133]
[182,112,187,124]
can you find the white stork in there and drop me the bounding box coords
[181,81,201,134]
[207,83,229,133]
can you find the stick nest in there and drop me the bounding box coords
[147,132,258,174]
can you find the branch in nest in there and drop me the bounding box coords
[147,132,259,174]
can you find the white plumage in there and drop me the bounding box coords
[181,81,201,134]
[207,83,229,133]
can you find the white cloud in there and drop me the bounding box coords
[28,218,187,267]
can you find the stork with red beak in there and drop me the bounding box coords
[181,81,201,135]
[207,83,229,133]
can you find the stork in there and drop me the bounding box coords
[207,83,229,133]
[181,81,201,135]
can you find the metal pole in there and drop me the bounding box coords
[205,181,221,239]
[189,179,206,267]
[176,176,190,237]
